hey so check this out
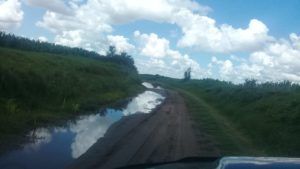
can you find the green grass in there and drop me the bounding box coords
[142,74,300,156]
[0,47,143,144]
[179,89,261,155]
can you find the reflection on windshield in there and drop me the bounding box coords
[217,157,300,169]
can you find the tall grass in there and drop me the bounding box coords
[0,47,142,144]
[142,75,300,156]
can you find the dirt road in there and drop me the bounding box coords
[68,90,219,169]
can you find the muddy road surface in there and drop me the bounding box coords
[68,90,219,169]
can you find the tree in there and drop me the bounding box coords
[107,46,116,57]
[183,67,191,81]
[244,79,257,88]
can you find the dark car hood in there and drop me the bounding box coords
[217,157,300,169]
[119,156,300,169]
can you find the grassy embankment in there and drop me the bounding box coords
[0,47,142,145]
[142,75,300,156]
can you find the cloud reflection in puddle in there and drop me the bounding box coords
[69,90,165,158]
[0,89,165,169]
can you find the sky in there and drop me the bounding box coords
[1,0,300,83]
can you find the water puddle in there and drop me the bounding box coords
[142,82,162,89]
[142,82,154,88]
[0,87,164,169]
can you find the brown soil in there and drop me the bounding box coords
[67,90,219,169]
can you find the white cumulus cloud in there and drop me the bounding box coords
[37,36,48,42]
[0,0,23,30]
[134,31,170,58]
[174,9,273,53]
[134,31,209,79]
[35,0,275,55]
[107,35,135,54]
[35,0,211,53]
[210,33,300,83]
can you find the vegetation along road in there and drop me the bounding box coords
[142,74,300,156]
[0,32,142,154]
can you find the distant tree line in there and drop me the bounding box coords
[0,31,136,70]
[0,32,101,58]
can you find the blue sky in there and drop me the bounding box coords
[1,0,300,83]
[201,0,300,37]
